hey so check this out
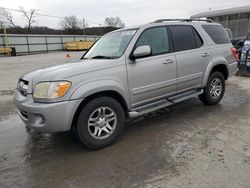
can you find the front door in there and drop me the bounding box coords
[126,26,177,107]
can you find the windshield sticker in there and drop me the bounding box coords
[121,30,136,36]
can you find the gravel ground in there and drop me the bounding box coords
[0,51,83,92]
[0,52,250,188]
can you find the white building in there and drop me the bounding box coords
[191,6,250,40]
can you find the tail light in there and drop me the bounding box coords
[231,47,239,61]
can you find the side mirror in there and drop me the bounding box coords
[131,45,151,60]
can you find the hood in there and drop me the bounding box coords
[22,58,123,88]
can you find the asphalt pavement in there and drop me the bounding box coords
[0,52,250,188]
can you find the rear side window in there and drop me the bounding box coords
[169,25,203,52]
[202,25,231,44]
[136,27,170,55]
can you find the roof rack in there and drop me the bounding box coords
[153,18,214,23]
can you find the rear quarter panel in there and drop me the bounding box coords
[196,23,235,87]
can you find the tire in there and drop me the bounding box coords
[199,71,225,105]
[76,97,125,149]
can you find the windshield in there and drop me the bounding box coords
[84,29,137,59]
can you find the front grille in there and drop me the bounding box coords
[18,79,29,96]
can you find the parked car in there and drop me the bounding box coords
[14,19,238,149]
[237,32,250,76]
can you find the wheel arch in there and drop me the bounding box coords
[71,90,129,131]
[202,59,229,87]
[210,64,228,79]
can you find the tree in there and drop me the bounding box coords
[0,20,5,29]
[61,15,81,34]
[19,6,37,34]
[0,8,16,28]
[104,17,125,28]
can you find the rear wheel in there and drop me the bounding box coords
[199,71,225,105]
[76,97,125,149]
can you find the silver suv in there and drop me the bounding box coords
[14,19,238,149]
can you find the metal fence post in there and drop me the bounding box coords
[45,35,48,53]
[26,35,30,54]
[61,35,64,50]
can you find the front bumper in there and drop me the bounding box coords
[228,61,238,77]
[14,90,82,133]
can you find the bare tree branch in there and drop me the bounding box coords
[0,8,16,28]
[0,20,5,29]
[60,15,81,34]
[104,17,125,28]
[19,6,37,34]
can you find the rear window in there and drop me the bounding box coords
[202,25,231,44]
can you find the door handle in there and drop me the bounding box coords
[202,53,210,57]
[163,59,174,64]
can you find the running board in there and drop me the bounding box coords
[128,89,203,118]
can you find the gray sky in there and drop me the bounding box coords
[1,0,250,28]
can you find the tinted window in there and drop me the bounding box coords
[202,25,231,44]
[136,27,169,55]
[170,25,202,52]
[194,30,203,48]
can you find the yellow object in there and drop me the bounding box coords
[64,41,95,51]
[0,47,12,55]
[56,82,71,98]
[0,28,12,56]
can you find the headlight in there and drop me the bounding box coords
[33,81,71,99]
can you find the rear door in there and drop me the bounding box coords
[127,26,177,107]
[169,25,210,92]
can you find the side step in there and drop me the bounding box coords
[128,89,203,118]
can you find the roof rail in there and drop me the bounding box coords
[153,18,214,23]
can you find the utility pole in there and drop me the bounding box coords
[3,27,9,48]
[99,24,102,35]
[83,18,86,35]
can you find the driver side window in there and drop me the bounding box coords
[136,27,170,56]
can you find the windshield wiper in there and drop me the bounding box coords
[90,55,115,59]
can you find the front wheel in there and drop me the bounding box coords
[76,97,125,149]
[199,71,225,105]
